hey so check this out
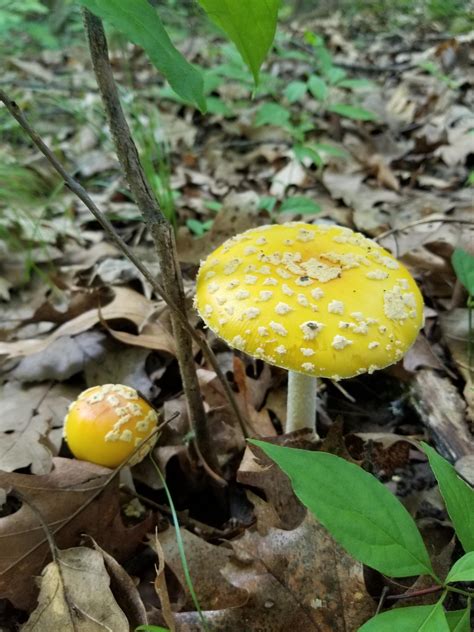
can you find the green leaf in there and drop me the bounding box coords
[254,103,291,127]
[359,602,449,632]
[258,195,277,213]
[325,66,346,84]
[284,80,307,103]
[452,248,474,296]
[280,196,321,215]
[446,608,471,632]
[307,75,328,100]
[422,443,474,552]
[251,441,435,578]
[197,0,279,84]
[186,218,213,236]
[79,0,205,111]
[292,144,324,168]
[327,103,378,121]
[337,78,376,90]
[312,142,348,158]
[446,551,474,583]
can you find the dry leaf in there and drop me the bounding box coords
[0,458,152,610]
[22,547,129,631]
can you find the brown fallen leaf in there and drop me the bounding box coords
[0,287,161,359]
[154,495,374,631]
[0,458,152,610]
[22,547,129,631]
[0,381,79,474]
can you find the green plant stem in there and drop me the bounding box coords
[387,584,474,601]
[150,456,209,632]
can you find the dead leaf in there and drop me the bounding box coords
[159,495,374,631]
[9,330,107,382]
[0,382,78,474]
[0,458,152,610]
[22,547,129,631]
[0,287,160,359]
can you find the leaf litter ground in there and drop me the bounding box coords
[0,7,473,631]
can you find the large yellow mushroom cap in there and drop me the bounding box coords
[195,222,424,380]
[64,384,159,468]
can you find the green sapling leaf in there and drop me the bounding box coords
[421,443,474,552]
[451,248,474,296]
[197,0,279,84]
[358,602,449,631]
[445,551,474,583]
[250,441,435,578]
[446,607,472,632]
[78,0,206,111]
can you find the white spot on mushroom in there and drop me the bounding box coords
[263,277,278,286]
[258,290,274,302]
[378,325,387,334]
[256,236,267,245]
[339,321,351,329]
[300,348,315,356]
[311,288,324,300]
[297,294,309,307]
[269,321,288,336]
[380,256,399,270]
[276,267,292,279]
[225,305,235,316]
[297,228,315,242]
[105,430,120,442]
[368,364,379,374]
[302,362,315,372]
[351,312,364,321]
[301,259,341,282]
[368,342,379,349]
[236,290,250,300]
[282,284,295,296]
[107,395,120,406]
[204,304,213,316]
[205,271,216,280]
[244,246,257,256]
[384,285,412,320]
[227,279,240,289]
[275,302,293,315]
[258,326,269,337]
[332,335,353,350]
[295,277,314,287]
[208,281,220,294]
[399,279,409,290]
[366,270,389,280]
[120,429,133,442]
[255,347,265,355]
[283,239,294,245]
[245,275,258,285]
[243,307,261,319]
[216,296,227,305]
[275,345,287,355]
[223,258,241,275]
[136,420,149,432]
[328,300,344,315]
[300,321,324,340]
[352,322,369,334]
[232,335,246,347]
[258,265,271,275]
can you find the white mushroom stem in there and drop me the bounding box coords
[286,371,318,436]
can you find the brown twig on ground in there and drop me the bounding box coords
[374,218,474,242]
[82,9,218,472]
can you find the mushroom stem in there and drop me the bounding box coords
[286,371,318,436]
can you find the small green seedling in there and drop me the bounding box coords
[452,248,474,366]
[251,439,474,631]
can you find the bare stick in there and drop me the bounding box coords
[375,218,474,243]
[82,10,218,470]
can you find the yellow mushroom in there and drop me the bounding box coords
[63,384,159,467]
[195,222,424,435]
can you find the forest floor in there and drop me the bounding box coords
[0,7,473,631]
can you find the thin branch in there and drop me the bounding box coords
[375,218,474,243]
[0,89,248,449]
